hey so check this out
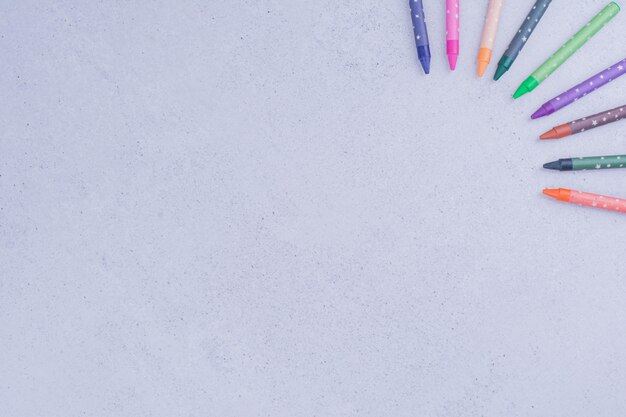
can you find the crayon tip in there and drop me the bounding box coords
[513,84,529,99]
[477,48,491,78]
[540,129,558,140]
[448,54,458,71]
[543,188,560,199]
[477,61,488,78]
[493,65,507,81]
[531,105,550,119]
[420,57,431,75]
[513,76,539,99]
[540,124,571,140]
[543,160,561,171]
[543,188,570,202]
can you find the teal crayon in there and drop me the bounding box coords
[494,0,552,81]
[544,155,626,171]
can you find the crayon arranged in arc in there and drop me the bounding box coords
[532,57,626,119]
[544,188,626,213]
[494,0,552,81]
[544,155,626,171]
[410,0,431,75]
[446,0,460,70]
[540,104,626,139]
[477,0,504,77]
[514,1,620,99]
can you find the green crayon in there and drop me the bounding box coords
[544,155,626,171]
[514,1,620,99]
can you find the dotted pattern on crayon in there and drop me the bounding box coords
[480,0,504,49]
[553,59,626,109]
[446,0,460,40]
[571,191,626,213]
[569,105,626,134]
[573,155,626,170]
[410,0,429,47]
[532,2,620,82]
[504,0,552,61]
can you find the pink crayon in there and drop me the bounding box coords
[446,0,460,70]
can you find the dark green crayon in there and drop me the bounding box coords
[494,0,552,81]
[544,155,626,171]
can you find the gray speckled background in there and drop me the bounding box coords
[2,1,626,416]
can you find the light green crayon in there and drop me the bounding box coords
[514,1,620,99]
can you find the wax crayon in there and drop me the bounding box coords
[544,155,626,171]
[532,57,626,118]
[410,0,431,74]
[540,104,626,139]
[543,188,626,213]
[477,0,504,77]
[446,0,460,70]
[494,0,552,81]
[514,2,620,99]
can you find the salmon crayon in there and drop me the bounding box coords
[446,0,460,70]
[477,0,504,77]
[544,188,626,213]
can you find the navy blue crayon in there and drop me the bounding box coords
[410,0,431,74]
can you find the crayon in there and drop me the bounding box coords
[514,2,620,99]
[544,155,626,171]
[446,0,460,70]
[410,0,432,74]
[532,57,626,118]
[477,0,504,77]
[540,104,626,139]
[543,188,626,213]
[494,0,552,81]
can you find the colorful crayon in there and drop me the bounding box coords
[446,0,460,70]
[514,2,620,99]
[540,104,626,139]
[410,0,431,74]
[477,0,504,77]
[494,0,552,81]
[544,188,626,213]
[532,57,626,119]
[544,155,626,171]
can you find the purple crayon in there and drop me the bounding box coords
[532,57,626,119]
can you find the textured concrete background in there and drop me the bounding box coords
[2,1,626,416]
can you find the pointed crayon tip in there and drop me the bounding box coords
[543,188,561,199]
[540,129,559,140]
[543,160,561,171]
[477,48,491,78]
[477,61,488,78]
[448,54,458,71]
[420,57,431,75]
[493,65,507,81]
[513,84,528,99]
[531,108,545,119]
[543,188,570,202]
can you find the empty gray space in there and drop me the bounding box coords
[1,1,626,416]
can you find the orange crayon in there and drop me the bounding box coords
[477,0,504,77]
[543,188,626,213]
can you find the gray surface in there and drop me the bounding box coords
[2,1,626,416]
